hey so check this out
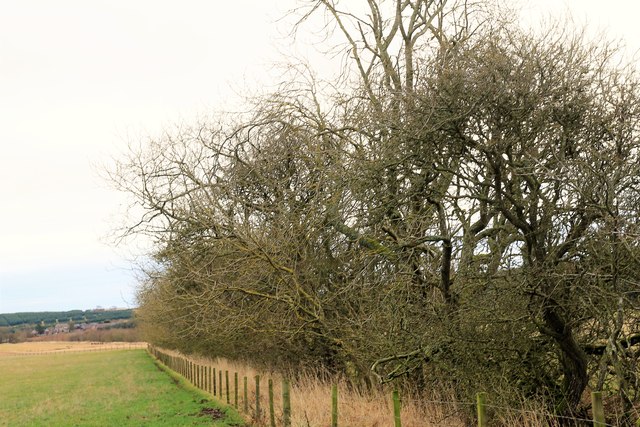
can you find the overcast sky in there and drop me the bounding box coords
[1,0,639,314]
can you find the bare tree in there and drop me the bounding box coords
[114,1,640,422]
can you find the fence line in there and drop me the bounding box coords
[1,342,147,356]
[147,344,619,426]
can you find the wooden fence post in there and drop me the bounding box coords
[331,384,338,427]
[393,390,402,427]
[269,378,276,427]
[244,376,249,413]
[213,367,217,396]
[476,392,487,427]
[226,370,230,404]
[591,391,606,427]
[282,379,291,427]
[255,375,261,422]
[204,364,208,392]
[234,372,239,408]
[219,370,223,398]
[204,365,208,392]
[197,364,201,389]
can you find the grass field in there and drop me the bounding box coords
[0,348,245,426]
[0,341,146,355]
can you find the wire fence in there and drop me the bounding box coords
[148,345,624,427]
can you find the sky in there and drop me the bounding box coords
[1,0,640,314]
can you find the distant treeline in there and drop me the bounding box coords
[0,309,134,327]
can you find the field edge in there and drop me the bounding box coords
[148,350,248,426]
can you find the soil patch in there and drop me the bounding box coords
[198,407,225,420]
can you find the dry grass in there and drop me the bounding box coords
[158,349,472,426]
[153,347,582,426]
[0,341,147,355]
[286,373,468,427]
[28,326,141,342]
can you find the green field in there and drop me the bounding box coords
[0,349,245,426]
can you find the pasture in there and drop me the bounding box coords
[0,340,146,355]
[0,344,245,426]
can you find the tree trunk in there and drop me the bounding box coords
[543,307,588,415]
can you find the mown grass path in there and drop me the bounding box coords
[0,349,245,426]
